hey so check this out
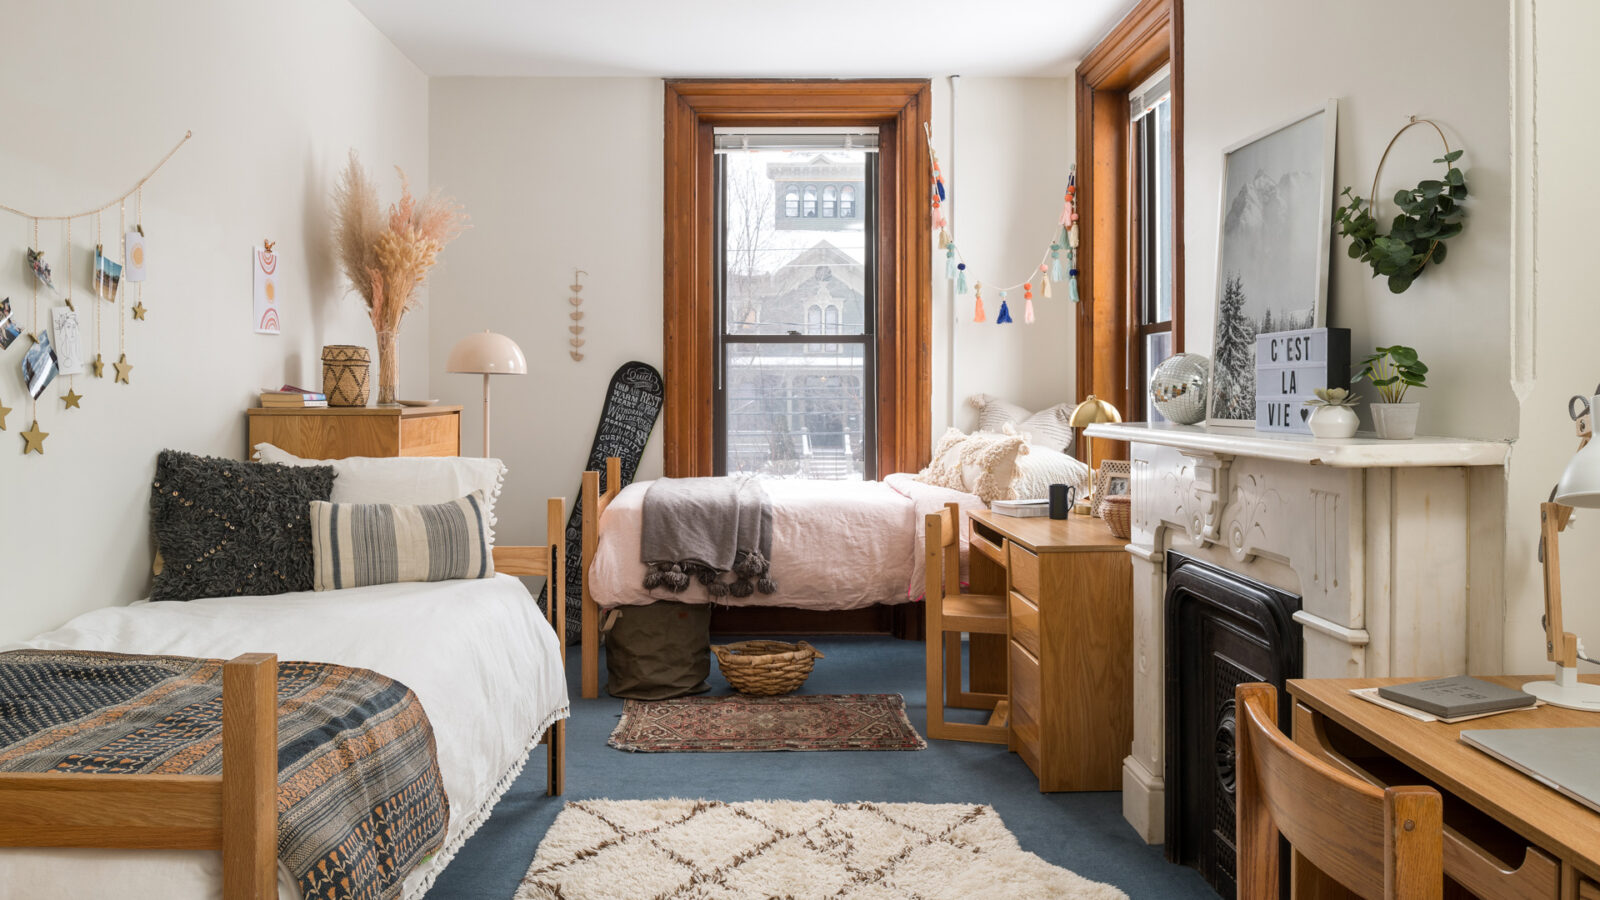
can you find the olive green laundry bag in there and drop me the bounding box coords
[603,601,713,700]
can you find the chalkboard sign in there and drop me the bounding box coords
[1255,327,1350,434]
[539,361,664,643]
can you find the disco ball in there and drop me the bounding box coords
[1150,352,1211,425]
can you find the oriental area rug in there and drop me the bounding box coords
[514,799,1129,900]
[607,693,927,752]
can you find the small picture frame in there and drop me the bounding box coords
[1092,459,1132,517]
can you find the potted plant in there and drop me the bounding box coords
[1303,388,1360,439]
[1352,345,1428,440]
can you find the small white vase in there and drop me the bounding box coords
[1307,405,1359,439]
[1371,402,1420,440]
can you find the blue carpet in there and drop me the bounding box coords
[427,635,1217,899]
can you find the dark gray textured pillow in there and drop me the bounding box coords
[150,450,335,602]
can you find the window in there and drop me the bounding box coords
[840,185,856,217]
[713,137,877,479]
[784,187,799,217]
[1131,68,1174,421]
[822,185,837,217]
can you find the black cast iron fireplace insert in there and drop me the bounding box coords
[1163,552,1301,898]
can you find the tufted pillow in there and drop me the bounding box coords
[310,492,494,591]
[150,450,335,602]
[918,427,1031,503]
[1010,445,1092,501]
[968,394,1076,453]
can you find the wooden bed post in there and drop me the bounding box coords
[545,496,567,797]
[222,653,279,900]
[580,458,621,700]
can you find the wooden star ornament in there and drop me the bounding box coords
[92,353,105,378]
[132,301,148,321]
[62,388,82,409]
[113,353,133,384]
[0,396,10,430]
[21,419,47,455]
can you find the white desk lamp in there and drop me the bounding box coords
[445,330,526,457]
[1527,393,1600,711]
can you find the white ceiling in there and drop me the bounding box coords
[348,0,1137,78]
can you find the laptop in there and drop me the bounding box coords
[1459,728,1600,815]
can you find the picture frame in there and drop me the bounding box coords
[1207,99,1338,427]
[1092,459,1132,518]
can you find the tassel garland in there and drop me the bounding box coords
[945,244,956,279]
[1023,283,1035,324]
[995,291,1012,324]
[1067,249,1080,303]
[972,283,985,322]
[1050,243,1064,283]
[956,263,967,295]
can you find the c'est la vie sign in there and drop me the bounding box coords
[1255,327,1351,434]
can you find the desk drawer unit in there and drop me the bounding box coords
[1580,877,1600,900]
[1009,591,1041,659]
[1009,543,1040,601]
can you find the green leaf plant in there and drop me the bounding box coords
[1352,345,1428,404]
[1333,147,1466,294]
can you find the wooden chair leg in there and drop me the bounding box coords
[944,632,963,704]
[926,618,945,741]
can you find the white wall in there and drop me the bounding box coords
[1503,0,1600,672]
[428,76,1073,545]
[928,77,1077,436]
[1183,0,1518,441]
[0,0,429,644]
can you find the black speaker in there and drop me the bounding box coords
[1049,483,1075,519]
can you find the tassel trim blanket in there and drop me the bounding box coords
[640,475,777,598]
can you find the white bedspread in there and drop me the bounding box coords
[588,474,983,610]
[0,574,569,900]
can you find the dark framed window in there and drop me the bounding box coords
[840,185,856,217]
[1130,69,1174,421]
[712,140,879,479]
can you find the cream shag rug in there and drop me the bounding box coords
[515,798,1129,900]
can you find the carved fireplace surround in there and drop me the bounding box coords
[1084,422,1510,844]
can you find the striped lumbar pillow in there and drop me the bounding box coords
[310,492,494,591]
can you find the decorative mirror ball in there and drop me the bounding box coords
[1150,352,1211,425]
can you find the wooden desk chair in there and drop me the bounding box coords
[1235,682,1442,899]
[924,502,1009,744]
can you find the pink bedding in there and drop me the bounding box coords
[587,473,984,610]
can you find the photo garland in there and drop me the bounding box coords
[0,130,189,455]
[1092,459,1132,518]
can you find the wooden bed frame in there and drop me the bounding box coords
[577,458,922,699]
[0,497,569,900]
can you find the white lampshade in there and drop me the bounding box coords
[446,330,527,375]
[1554,436,1600,508]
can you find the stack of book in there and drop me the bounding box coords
[1354,675,1538,724]
[259,385,328,409]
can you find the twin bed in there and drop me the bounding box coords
[0,500,570,900]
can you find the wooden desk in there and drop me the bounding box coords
[246,405,461,459]
[966,510,1133,791]
[1290,675,1600,899]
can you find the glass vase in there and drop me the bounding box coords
[375,330,399,406]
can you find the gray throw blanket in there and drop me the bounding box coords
[640,476,777,598]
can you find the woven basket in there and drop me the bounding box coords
[712,640,824,696]
[321,344,370,407]
[1102,494,1132,540]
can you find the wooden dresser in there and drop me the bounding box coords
[967,509,1134,792]
[246,405,462,459]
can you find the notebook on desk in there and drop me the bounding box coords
[1460,727,1600,815]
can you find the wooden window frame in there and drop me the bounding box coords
[1076,0,1184,445]
[662,79,932,478]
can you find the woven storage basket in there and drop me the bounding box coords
[1102,494,1132,540]
[712,640,824,696]
[321,344,370,407]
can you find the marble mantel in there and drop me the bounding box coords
[1084,422,1509,844]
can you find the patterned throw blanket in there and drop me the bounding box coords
[0,650,448,900]
[640,475,777,598]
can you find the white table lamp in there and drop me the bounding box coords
[446,330,526,457]
[1527,398,1600,711]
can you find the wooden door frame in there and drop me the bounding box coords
[662,79,933,478]
[1076,0,1183,447]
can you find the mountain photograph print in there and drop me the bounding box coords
[1208,101,1337,425]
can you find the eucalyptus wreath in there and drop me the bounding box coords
[1333,119,1467,295]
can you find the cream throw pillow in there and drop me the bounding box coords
[1011,445,1091,500]
[967,394,1076,453]
[918,427,1031,503]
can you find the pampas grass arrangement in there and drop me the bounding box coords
[332,150,467,404]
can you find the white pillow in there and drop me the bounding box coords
[917,427,1030,503]
[253,443,507,544]
[1011,445,1091,501]
[968,394,1076,453]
